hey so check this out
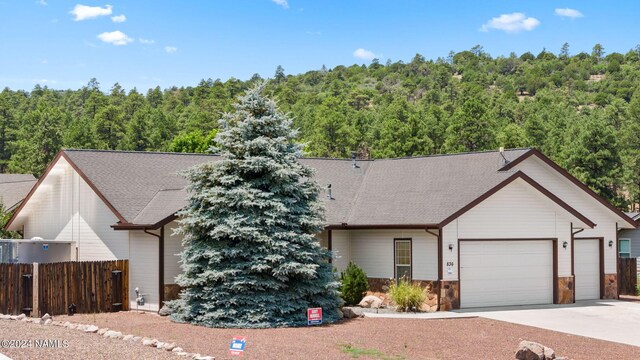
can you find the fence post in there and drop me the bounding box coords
[32,263,39,318]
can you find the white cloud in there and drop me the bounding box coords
[164,46,177,54]
[139,38,155,45]
[37,0,47,6]
[555,8,583,18]
[272,0,289,9]
[480,12,540,33]
[70,4,113,21]
[97,31,133,46]
[111,14,126,23]
[353,48,377,61]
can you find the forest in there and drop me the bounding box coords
[1,43,639,209]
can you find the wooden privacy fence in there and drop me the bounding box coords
[0,260,128,316]
[618,258,637,296]
[0,263,33,315]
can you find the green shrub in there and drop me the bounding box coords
[389,279,425,312]
[340,262,369,305]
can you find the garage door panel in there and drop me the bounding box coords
[574,239,600,300]
[461,240,553,308]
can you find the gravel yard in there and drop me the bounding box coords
[0,319,176,360]
[50,311,640,359]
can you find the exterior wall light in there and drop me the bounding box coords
[562,241,568,249]
[608,240,614,248]
[448,243,454,251]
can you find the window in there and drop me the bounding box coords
[619,239,631,258]
[394,239,412,282]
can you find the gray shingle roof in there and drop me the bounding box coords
[0,174,37,211]
[62,148,530,227]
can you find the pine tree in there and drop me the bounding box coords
[168,83,342,328]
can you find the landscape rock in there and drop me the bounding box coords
[358,295,383,308]
[175,353,189,357]
[163,343,176,351]
[156,341,165,349]
[342,306,364,318]
[97,328,109,335]
[16,314,26,320]
[158,305,172,316]
[194,356,214,360]
[142,338,157,347]
[67,323,78,329]
[122,335,134,341]
[515,340,555,360]
[132,336,142,342]
[0,314,10,320]
[41,313,51,321]
[9,315,18,320]
[172,347,184,353]
[84,325,99,333]
[44,319,52,325]
[104,330,123,339]
[32,318,42,325]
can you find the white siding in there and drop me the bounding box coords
[129,231,159,312]
[444,178,576,279]
[516,156,622,274]
[331,230,350,274]
[164,221,183,284]
[574,239,600,300]
[20,157,128,261]
[349,229,437,280]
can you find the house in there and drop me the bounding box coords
[618,212,640,260]
[0,174,37,263]
[4,148,636,312]
[0,174,37,212]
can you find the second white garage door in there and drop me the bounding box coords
[460,240,553,308]
[574,239,600,300]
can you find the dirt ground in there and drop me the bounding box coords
[52,311,640,360]
[0,319,176,360]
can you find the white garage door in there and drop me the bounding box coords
[460,240,553,308]
[574,239,600,300]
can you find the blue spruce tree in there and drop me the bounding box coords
[168,83,342,328]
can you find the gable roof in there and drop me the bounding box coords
[0,174,37,211]
[500,148,637,228]
[5,148,607,230]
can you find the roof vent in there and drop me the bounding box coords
[351,151,359,168]
[499,147,510,166]
[326,184,334,200]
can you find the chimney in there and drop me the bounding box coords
[351,151,359,168]
[326,184,333,200]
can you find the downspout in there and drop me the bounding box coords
[571,224,584,303]
[144,227,165,311]
[327,229,333,264]
[425,228,441,311]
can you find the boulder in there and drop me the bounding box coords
[41,313,51,321]
[175,353,189,357]
[132,336,142,342]
[32,318,42,325]
[358,295,383,308]
[172,347,185,353]
[341,307,364,318]
[16,313,26,320]
[104,330,123,339]
[44,319,52,325]
[84,325,99,333]
[122,335,134,341]
[515,340,555,360]
[158,305,172,316]
[97,328,109,335]
[0,314,11,320]
[142,338,157,347]
[163,343,176,351]
[156,342,165,349]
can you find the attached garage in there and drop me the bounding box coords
[574,238,601,300]
[459,240,555,308]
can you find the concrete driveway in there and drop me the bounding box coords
[454,300,640,347]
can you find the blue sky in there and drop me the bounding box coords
[0,1,638,91]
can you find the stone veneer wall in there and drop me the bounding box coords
[366,278,440,312]
[556,276,574,304]
[603,274,618,299]
[164,284,182,302]
[438,280,459,311]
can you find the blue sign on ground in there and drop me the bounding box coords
[229,336,246,356]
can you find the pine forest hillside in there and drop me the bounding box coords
[2,43,640,208]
